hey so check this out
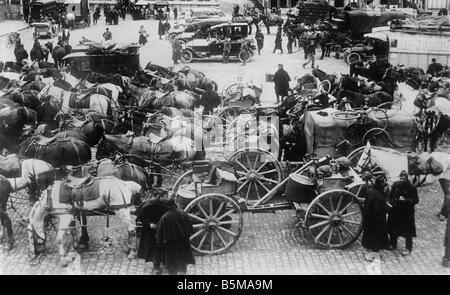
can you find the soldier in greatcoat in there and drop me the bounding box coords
[387,170,419,256]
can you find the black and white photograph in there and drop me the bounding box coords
[0,0,450,277]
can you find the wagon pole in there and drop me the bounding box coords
[252,159,313,208]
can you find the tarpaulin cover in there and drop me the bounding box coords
[304,108,416,158]
[344,11,405,35]
[366,109,416,151]
[391,15,450,31]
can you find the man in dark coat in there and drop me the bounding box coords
[222,38,231,63]
[172,38,181,64]
[14,44,28,64]
[286,29,293,54]
[158,20,165,40]
[427,58,443,77]
[197,82,221,114]
[272,27,283,53]
[163,20,171,40]
[30,39,44,62]
[155,200,195,275]
[361,176,390,261]
[273,64,291,103]
[255,29,264,55]
[173,7,178,20]
[387,170,419,256]
[440,195,450,268]
[136,198,170,274]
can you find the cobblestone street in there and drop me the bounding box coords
[1,174,450,274]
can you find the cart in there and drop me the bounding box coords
[169,103,368,254]
[170,148,365,254]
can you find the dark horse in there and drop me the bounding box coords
[18,136,91,167]
[0,175,13,249]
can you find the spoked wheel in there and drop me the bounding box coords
[185,193,243,255]
[331,110,361,120]
[228,148,282,203]
[180,50,193,63]
[305,190,363,248]
[346,52,361,64]
[318,80,331,94]
[347,146,385,177]
[225,82,243,97]
[217,106,249,122]
[362,128,393,148]
[169,169,193,200]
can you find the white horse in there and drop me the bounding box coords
[38,85,111,115]
[27,176,142,265]
[5,158,54,191]
[356,144,450,207]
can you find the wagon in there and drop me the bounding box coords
[303,107,417,159]
[169,106,369,254]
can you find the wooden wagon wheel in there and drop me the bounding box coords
[318,80,331,94]
[184,193,243,255]
[217,106,249,122]
[225,83,242,97]
[346,52,361,65]
[362,128,394,148]
[304,190,363,248]
[228,148,282,203]
[347,146,385,177]
[169,169,193,200]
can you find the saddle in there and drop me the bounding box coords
[69,117,90,128]
[59,177,98,204]
[35,134,58,146]
[66,174,93,188]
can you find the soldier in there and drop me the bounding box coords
[255,29,264,55]
[172,38,181,65]
[387,170,419,256]
[222,38,231,64]
[272,27,283,53]
[103,27,112,41]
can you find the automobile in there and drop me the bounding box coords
[182,7,226,23]
[180,23,256,63]
[168,17,229,43]
[63,50,140,77]
[32,22,53,39]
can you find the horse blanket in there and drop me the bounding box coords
[59,176,100,204]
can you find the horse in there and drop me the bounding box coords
[0,174,13,249]
[337,89,393,109]
[52,44,71,69]
[0,157,67,250]
[96,158,152,194]
[27,176,142,266]
[35,122,104,147]
[39,85,112,116]
[6,89,40,110]
[178,66,218,91]
[128,84,198,110]
[17,135,91,167]
[0,105,37,129]
[355,144,450,210]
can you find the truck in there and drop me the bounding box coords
[366,27,450,69]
